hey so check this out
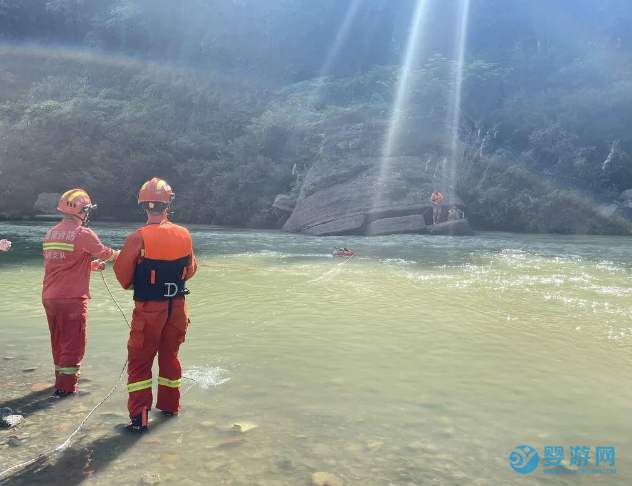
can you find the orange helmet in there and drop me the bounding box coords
[138,177,175,204]
[57,189,95,217]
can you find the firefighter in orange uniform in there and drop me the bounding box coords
[42,189,119,398]
[113,178,197,432]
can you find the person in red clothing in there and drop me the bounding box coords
[42,189,119,398]
[113,177,197,432]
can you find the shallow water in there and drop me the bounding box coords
[1,221,631,485]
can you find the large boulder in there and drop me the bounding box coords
[617,189,632,201]
[427,219,474,236]
[33,193,61,215]
[367,215,426,236]
[282,156,463,236]
[272,194,296,214]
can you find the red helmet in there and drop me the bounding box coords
[138,177,175,204]
[57,189,94,217]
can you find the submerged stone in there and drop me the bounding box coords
[142,472,161,484]
[218,436,245,448]
[204,459,226,471]
[8,436,22,447]
[230,422,257,433]
[276,459,295,470]
[311,472,344,486]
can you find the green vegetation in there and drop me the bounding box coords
[0,0,631,233]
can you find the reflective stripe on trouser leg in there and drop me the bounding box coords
[55,365,80,376]
[157,377,181,388]
[127,379,153,393]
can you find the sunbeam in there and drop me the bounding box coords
[446,0,472,190]
[372,0,429,213]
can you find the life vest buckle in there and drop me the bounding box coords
[164,282,179,298]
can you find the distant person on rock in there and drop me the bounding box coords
[430,189,443,224]
[0,239,11,251]
[448,205,464,221]
[114,177,197,433]
[42,189,119,399]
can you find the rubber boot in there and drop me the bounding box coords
[125,408,148,432]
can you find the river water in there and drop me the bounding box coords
[0,221,630,486]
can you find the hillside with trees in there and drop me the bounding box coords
[1,0,631,233]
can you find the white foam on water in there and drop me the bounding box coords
[184,366,231,389]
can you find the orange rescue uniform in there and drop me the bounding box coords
[42,218,115,393]
[113,215,197,417]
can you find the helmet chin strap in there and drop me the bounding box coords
[80,205,97,227]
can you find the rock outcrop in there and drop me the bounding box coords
[427,219,474,236]
[367,214,426,236]
[596,189,632,226]
[272,194,297,213]
[282,156,463,236]
[33,193,61,215]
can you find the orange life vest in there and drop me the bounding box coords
[133,222,193,302]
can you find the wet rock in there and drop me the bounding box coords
[427,219,474,236]
[407,441,435,452]
[218,436,245,448]
[230,422,258,433]
[205,459,226,471]
[272,194,297,214]
[276,459,295,470]
[142,472,161,484]
[1,414,24,429]
[0,407,13,418]
[8,436,22,447]
[283,153,464,237]
[301,458,320,471]
[311,472,344,486]
[366,214,427,236]
[618,189,632,201]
